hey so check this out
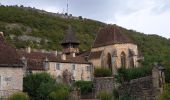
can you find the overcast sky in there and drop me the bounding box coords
[1,0,170,38]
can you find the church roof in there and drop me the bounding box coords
[61,25,80,45]
[92,25,133,48]
[0,34,23,67]
[89,51,103,60]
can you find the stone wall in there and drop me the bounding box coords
[0,67,23,98]
[93,77,115,96]
[118,65,165,100]
[118,76,157,100]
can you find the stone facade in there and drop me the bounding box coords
[89,43,139,75]
[118,65,165,100]
[48,62,92,81]
[93,77,115,97]
[0,67,23,98]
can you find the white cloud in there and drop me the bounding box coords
[1,0,170,38]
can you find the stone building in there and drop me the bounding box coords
[0,32,24,98]
[89,25,140,75]
[20,26,92,81]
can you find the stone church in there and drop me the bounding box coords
[88,25,139,75]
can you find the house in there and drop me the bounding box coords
[89,25,140,75]
[0,32,24,98]
[19,26,92,81]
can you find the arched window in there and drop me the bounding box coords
[107,53,112,72]
[121,52,126,68]
[130,58,135,68]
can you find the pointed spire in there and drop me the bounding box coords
[61,25,80,45]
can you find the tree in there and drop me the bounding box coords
[23,73,55,99]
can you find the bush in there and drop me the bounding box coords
[49,85,70,100]
[8,92,29,100]
[73,81,93,95]
[23,72,56,99]
[159,84,170,100]
[97,91,112,100]
[115,66,152,83]
[23,72,71,100]
[94,68,112,77]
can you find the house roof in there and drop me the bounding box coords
[55,54,90,64]
[92,25,133,48]
[61,25,80,45]
[19,51,57,70]
[19,50,90,71]
[89,51,103,60]
[0,34,23,67]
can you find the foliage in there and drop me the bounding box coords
[49,85,70,100]
[23,72,70,100]
[0,5,105,51]
[97,91,113,100]
[8,92,29,100]
[115,66,152,83]
[118,93,135,100]
[23,72,55,99]
[158,84,170,100]
[162,61,170,83]
[94,68,112,77]
[73,81,93,95]
[112,89,119,100]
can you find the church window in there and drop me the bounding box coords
[107,53,112,72]
[121,52,126,68]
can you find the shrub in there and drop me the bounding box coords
[23,72,56,99]
[115,66,152,83]
[112,89,119,99]
[94,68,112,77]
[97,91,112,100]
[8,92,29,100]
[159,84,170,100]
[49,86,70,100]
[73,81,93,95]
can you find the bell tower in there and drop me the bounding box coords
[61,25,80,54]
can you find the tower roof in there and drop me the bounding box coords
[61,25,80,45]
[92,25,133,48]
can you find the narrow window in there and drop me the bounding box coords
[86,66,91,72]
[72,64,76,70]
[56,63,60,70]
[121,52,126,68]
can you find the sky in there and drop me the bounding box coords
[1,0,170,39]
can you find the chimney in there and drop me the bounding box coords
[0,32,4,37]
[61,53,66,60]
[26,47,31,53]
[54,51,57,56]
[72,52,76,57]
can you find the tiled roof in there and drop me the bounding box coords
[89,51,103,60]
[0,35,23,67]
[61,25,80,45]
[19,50,90,71]
[93,25,133,48]
[19,51,57,70]
[55,54,90,64]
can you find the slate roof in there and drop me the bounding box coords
[0,35,23,67]
[92,25,133,48]
[88,51,103,60]
[61,25,80,45]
